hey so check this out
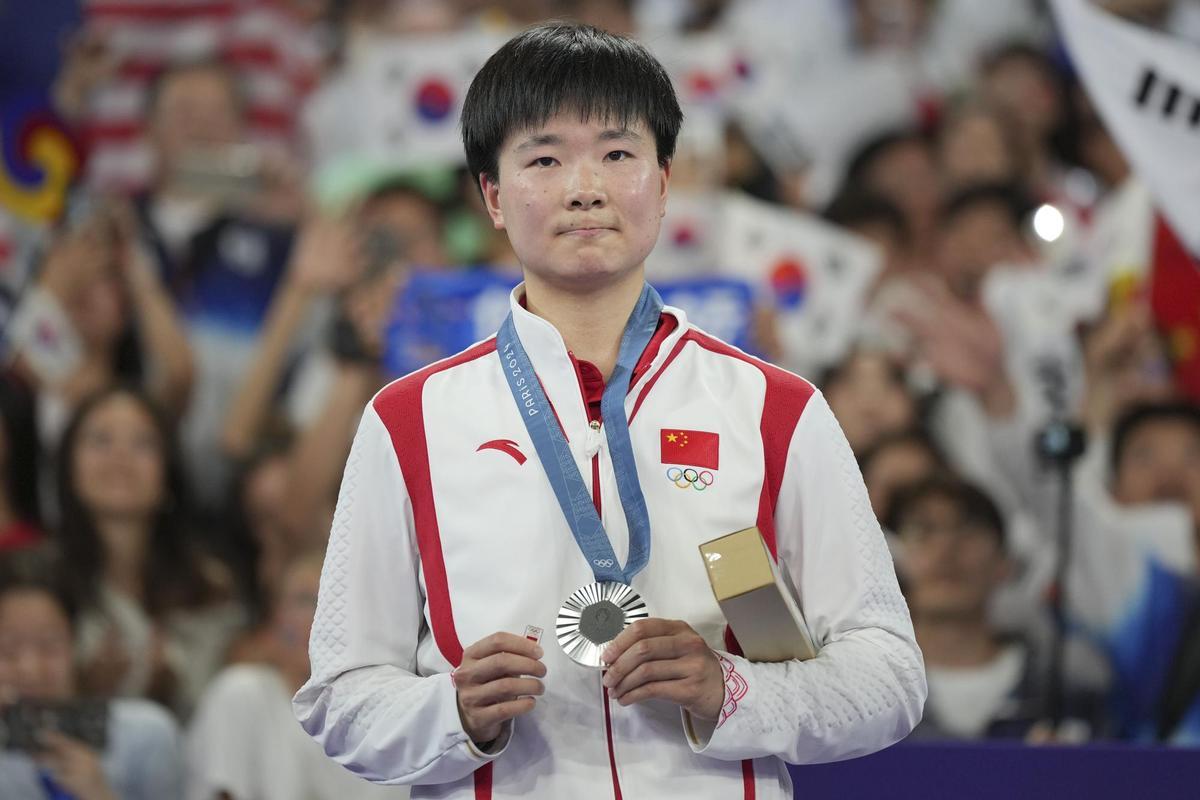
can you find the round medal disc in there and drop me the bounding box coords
[556,582,649,668]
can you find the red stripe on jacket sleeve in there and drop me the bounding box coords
[681,331,814,557]
[372,339,498,668]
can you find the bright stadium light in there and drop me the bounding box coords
[1033,204,1066,243]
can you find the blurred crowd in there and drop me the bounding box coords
[1,0,1200,797]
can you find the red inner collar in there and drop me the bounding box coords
[570,314,678,423]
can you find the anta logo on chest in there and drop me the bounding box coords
[476,439,527,465]
[660,428,719,490]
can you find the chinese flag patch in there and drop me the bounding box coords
[660,429,719,469]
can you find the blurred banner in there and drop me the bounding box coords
[1053,0,1200,257]
[360,32,506,169]
[0,95,80,225]
[383,270,758,378]
[718,193,882,372]
[649,191,882,374]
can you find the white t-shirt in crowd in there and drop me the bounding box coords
[186,663,409,800]
[925,643,1026,739]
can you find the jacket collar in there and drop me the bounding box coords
[507,283,689,439]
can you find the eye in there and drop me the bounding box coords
[531,156,557,168]
[606,150,631,162]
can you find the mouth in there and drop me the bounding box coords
[559,225,615,237]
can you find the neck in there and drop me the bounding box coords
[914,612,1001,668]
[97,517,152,602]
[523,271,647,381]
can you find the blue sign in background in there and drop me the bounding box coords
[383,269,759,378]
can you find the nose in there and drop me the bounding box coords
[564,164,606,210]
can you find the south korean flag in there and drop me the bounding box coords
[1052,0,1200,257]
[357,31,508,169]
[717,193,883,373]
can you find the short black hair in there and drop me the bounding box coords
[887,475,1006,549]
[824,190,911,246]
[858,427,947,476]
[0,549,79,631]
[843,128,930,189]
[980,41,1057,81]
[940,181,1034,229]
[460,22,683,186]
[1111,401,1200,475]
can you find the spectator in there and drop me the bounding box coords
[936,182,1036,302]
[1060,401,1200,743]
[822,348,923,455]
[843,129,943,268]
[130,59,307,505]
[977,42,1069,200]
[186,550,409,800]
[824,189,912,278]
[0,551,184,799]
[63,0,322,191]
[5,199,195,449]
[891,476,1103,740]
[860,427,948,525]
[937,103,1024,191]
[56,386,244,717]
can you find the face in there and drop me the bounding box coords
[983,58,1060,143]
[360,191,446,268]
[865,140,941,238]
[481,113,669,294]
[72,394,166,521]
[0,590,75,702]
[864,441,939,523]
[1114,419,1200,535]
[939,111,1016,188]
[897,495,1008,621]
[938,203,1030,302]
[150,67,243,172]
[824,353,918,455]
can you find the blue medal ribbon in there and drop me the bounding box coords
[497,283,663,585]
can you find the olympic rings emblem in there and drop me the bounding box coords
[593,558,615,568]
[666,467,715,491]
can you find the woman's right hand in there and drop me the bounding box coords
[36,730,117,800]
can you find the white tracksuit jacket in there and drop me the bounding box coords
[294,290,926,799]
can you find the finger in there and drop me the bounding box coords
[603,634,686,688]
[602,618,685,665]
[614,679,692,708]
[467,696,536,730]
[460,677,545,709]
[37,730,73,753]
[458,652,547,685]
[42,730,92,760]
[463,632,544,662]
[609,658,692,699]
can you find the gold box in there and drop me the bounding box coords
[699,527,817,662]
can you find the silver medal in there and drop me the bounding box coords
[556,582,649,668]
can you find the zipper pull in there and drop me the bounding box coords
[584,419,603,458]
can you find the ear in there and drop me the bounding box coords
[479,172,505,230]
[658,160,672,218]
